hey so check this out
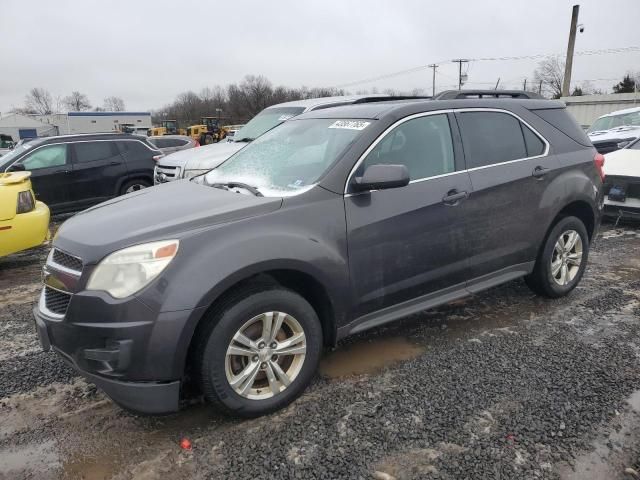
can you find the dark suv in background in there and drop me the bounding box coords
[34,93,604,417]
[0,133,162,213]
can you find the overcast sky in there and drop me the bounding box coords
[1,0,638,113]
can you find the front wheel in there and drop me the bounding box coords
[120,179,151,195]
[525,215,589,298]
[195,287,322,417]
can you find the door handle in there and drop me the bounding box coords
[442,190,468,205]
[109,161,121,166]
[532,166,550,179]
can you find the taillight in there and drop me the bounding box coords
[16,190,35,214]
[594,153,605,182]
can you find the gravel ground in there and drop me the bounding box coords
[1,223,640,479]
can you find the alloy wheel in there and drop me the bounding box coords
[550,229,583,286]
[225,311,307,400]
[125,183,147,193]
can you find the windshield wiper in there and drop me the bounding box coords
[234,137,255,143]
[210,182,263,197]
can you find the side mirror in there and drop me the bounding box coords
[352,164,410,192]
[8,163,26,172]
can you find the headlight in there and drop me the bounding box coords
[182,169,209,179]
[86,240,179,298]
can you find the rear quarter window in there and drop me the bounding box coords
[531,108,592,147]
[117,140,154,158]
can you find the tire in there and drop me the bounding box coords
[195,287,323,417]
[120,179,151,195]
[525,215,589,298]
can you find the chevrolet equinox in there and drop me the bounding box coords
[34,96,604,417]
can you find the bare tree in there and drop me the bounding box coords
[25,88,54,115]
[63,91,92,111]
[533,57,565,99]
[103,96,126,111]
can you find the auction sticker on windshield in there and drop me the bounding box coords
[329,120,371,130]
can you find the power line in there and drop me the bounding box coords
[330,45,640,89]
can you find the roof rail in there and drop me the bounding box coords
[353,95,432,103]
[434,90,544,100]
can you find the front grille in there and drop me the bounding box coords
[155,164,180,182]
[52,249,83,272]
[44,286,71,316]
[604,176,640,200]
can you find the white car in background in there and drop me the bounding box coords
[153,95,390,184]
[588,106,640,154]
[603,138,640,221]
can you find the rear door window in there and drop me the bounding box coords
[361,114,455,181]
[457,111,527,168]
[73,141,118,163]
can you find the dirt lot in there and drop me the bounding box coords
[1,223,640,479]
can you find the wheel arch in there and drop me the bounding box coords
[180,262,342,382]
[534,198,597,266]
[115,175,153,196]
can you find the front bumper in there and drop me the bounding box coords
[604,197,640,221]
[34,305,182,414]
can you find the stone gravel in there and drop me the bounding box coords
[1,224,639,479]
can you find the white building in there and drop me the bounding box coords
[0,113,58,141]
[560,92,640,127]
[34,111,152,135]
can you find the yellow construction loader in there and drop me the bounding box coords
[186,117,230,145]
[148,120,186,137]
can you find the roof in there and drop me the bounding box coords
[266,95,390,111]
[598,105,640,117]
[67,111,151,117]
[295,98,565,120]
[0,113,49,128]
[27,133,149,145]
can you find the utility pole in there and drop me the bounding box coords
[494,78,501,90]
[428,64,438,97]
[523,78,527,91]
[452,59,469,90]
[562,4,580,97]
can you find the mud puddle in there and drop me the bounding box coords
[0,439,60,479]
[0,381,224,480]
[319,337,426,378]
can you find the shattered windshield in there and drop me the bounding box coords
[202,118,372,196]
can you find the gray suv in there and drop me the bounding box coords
[34,94,604,417]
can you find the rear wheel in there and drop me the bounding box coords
[120,179,150,195]
[196,287,322,417]
[525,216,589,298]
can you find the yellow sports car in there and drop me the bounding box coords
[0,171,50,257]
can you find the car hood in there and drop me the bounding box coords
[157,141,246,172]
[604,149,640,178]
[588,126,640,142]
[54,180,282,262]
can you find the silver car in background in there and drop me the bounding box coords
[148,135,198,155]
[153,95,390,184]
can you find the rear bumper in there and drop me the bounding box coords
[0,201,50,257]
